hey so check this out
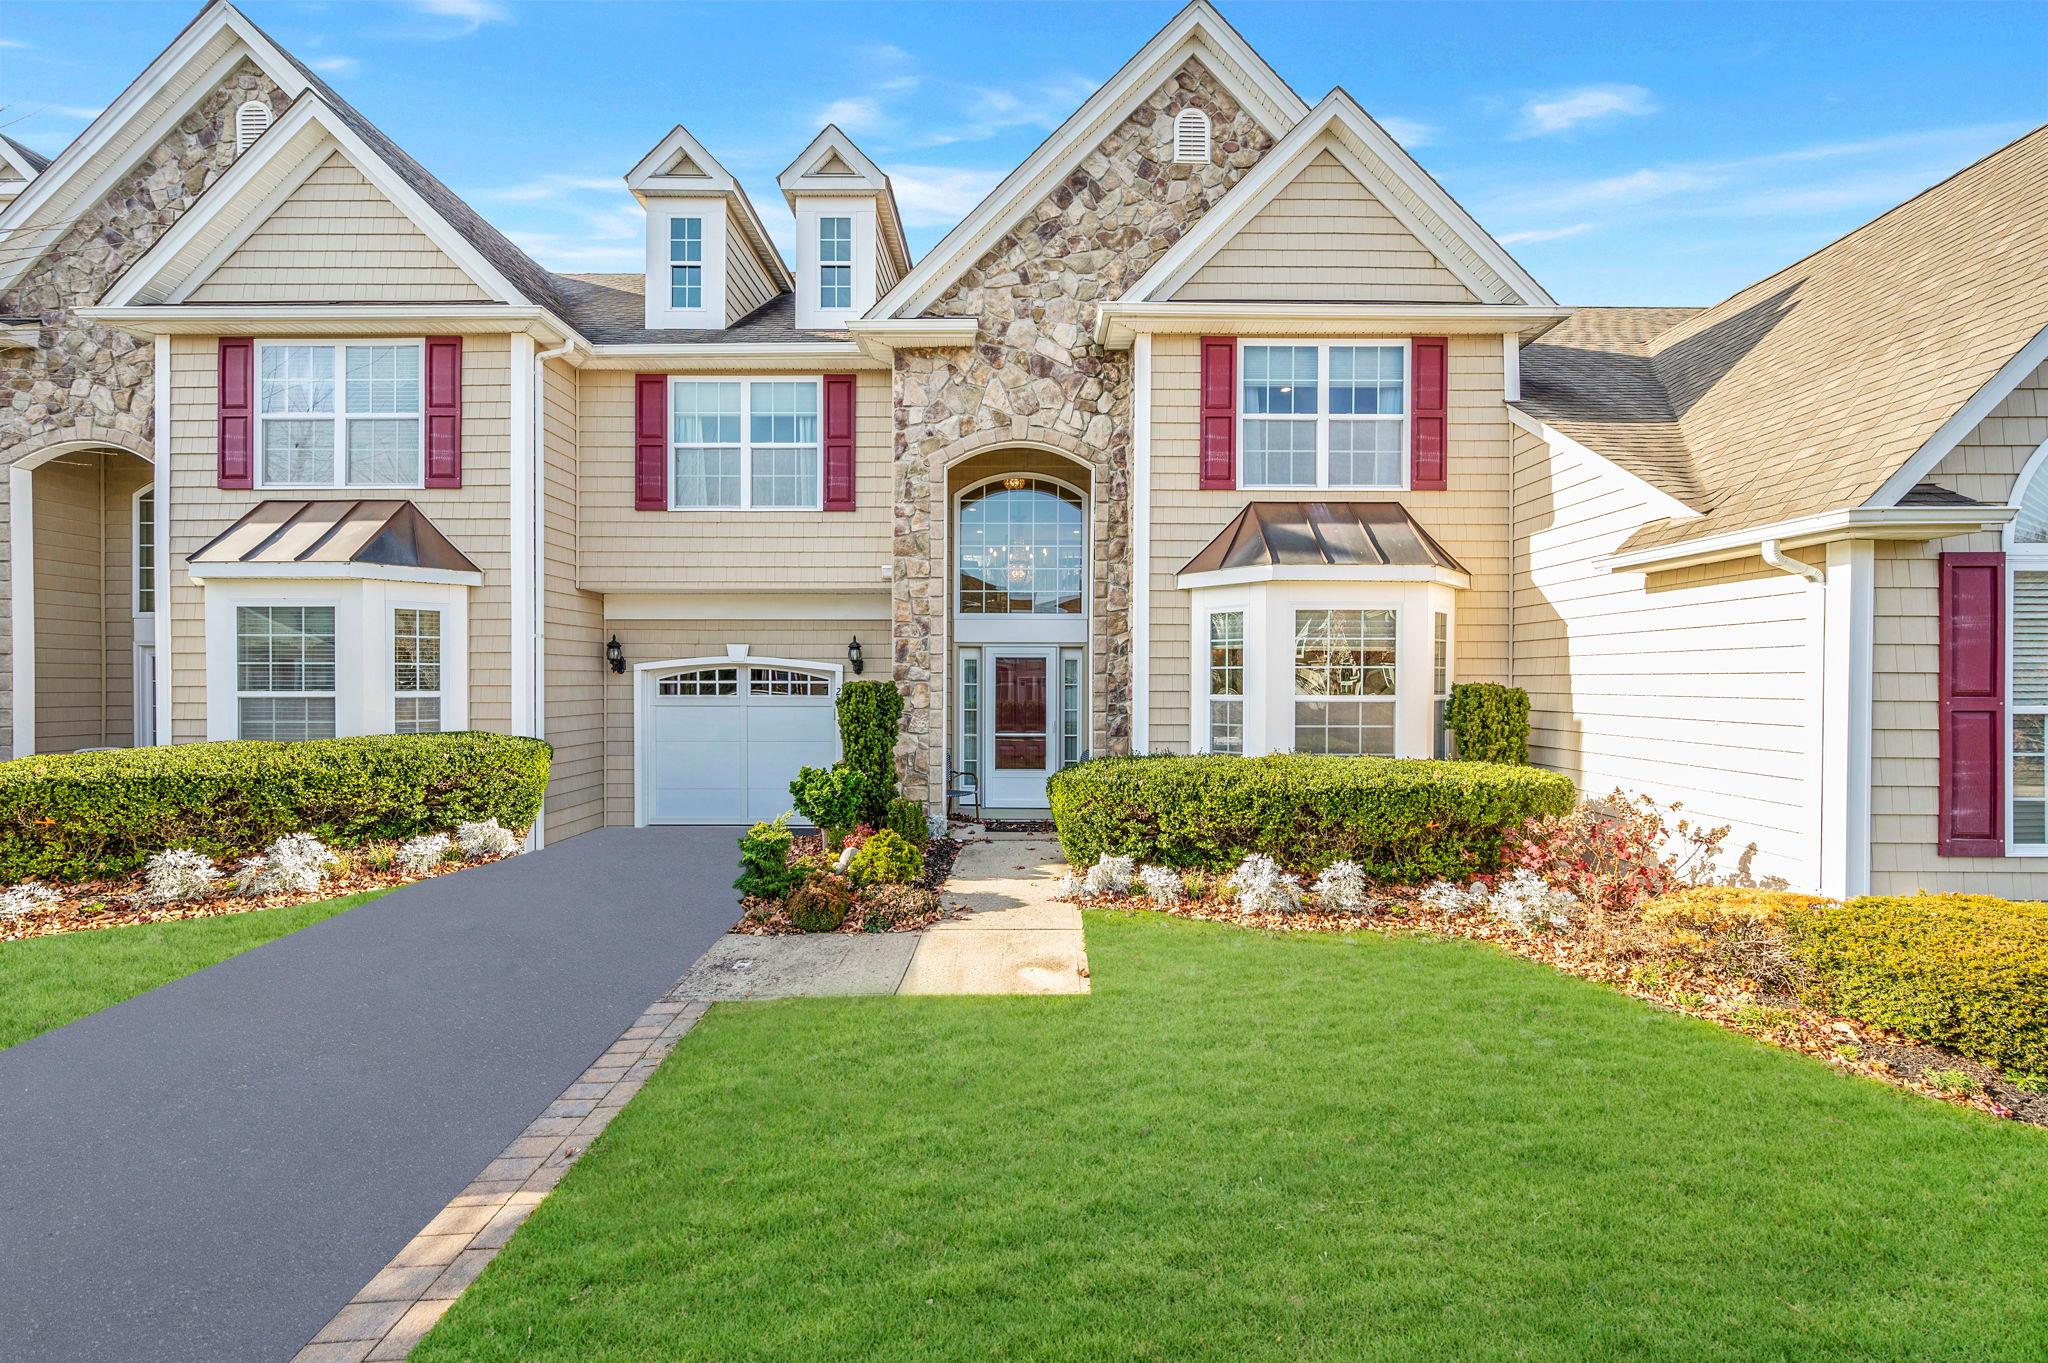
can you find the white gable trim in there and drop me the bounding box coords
[1124,89,1550,308]
[626,124,793,293]
[1507,407,1702,524]
[1867,322,2048,508]
[101,95,524,307]
[871,0,1308,319]
[779,125,890,196]
[0,1,309,299]
[0,139,43,183]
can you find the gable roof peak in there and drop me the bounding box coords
[778,124,910,277]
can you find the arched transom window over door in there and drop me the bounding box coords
[956,477,1085,615]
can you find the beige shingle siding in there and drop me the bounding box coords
[725,228,777,326]
[598,617,889,827]
[1509,426,1820,886]
[1869,359,2048,894]
[540,356,604,842]
[163,334,514,740]
[575,369,892,593]
[1145,333,1512,750]
[188,152,493,303]
[1172,151,1478,305]
[33,462,112,750]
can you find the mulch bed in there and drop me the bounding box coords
[1,854,508,944]
[1068,888,2047,1127]
[733,837,965,936]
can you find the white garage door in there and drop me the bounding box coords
[640,663,841,825]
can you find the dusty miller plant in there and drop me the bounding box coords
[1484,869,1579,935]
[456,819,519,860]
[396,833,453,876]
[143,848,221,904]
[0,881,60,921]
[1419,879,1486,926]
[1311,860,1370,912]
[1083,855,1135,895]
[236,833,334,898]
[1137,864,1185,904]
[1227,853,1302,915]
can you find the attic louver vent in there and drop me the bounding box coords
[234,101,272,154]
[1172,108,1211,163]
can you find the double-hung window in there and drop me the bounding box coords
[134,487,156,617]
[1292,608,1397,755]
[819,216,853,310]
[1207,610,1244,753]
[257,342,422,488]
[670,377,821,510]
[669,217,703,310]
[2012,572,2048,846]
[237,605,336,740]
[1241,341,1407,490]
[393,607,443,734]
[1432,610,1451,758]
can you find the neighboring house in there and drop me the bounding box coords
[0,2,2042,898]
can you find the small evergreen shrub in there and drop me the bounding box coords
[1444,683,1531,764]
[0,733,550,883]
[789,766,882,840]
[847,829,923,889]
[1640,885,1834,932]
[787,875,853,933]
[1048,754,1574,880]
[1785,894,2048,1075]
[884,797,928,846]
[735,816,804,899]
[836,680,905,822]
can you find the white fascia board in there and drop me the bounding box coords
[778,126,910,279]
[578,341,876,372]
[626,124,736,193]
[0,2,308,297]
[185,561,485,587]
[603,590,890,621]
[844,317,979,362]
[1175,563,1471,590]
[1505,407,1701,524]
[76,304,570,343]
[1095,301,1569,348]
[871,1,1307,320]
[1595,505,2019,574]
[1867,322,2048,508]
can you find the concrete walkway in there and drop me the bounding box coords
[900,834,1089,994]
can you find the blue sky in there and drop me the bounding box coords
[2,0,2042,304]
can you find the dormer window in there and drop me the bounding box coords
[819,216,853,310]
[1173,108,1211,163]
[669,217,704,310]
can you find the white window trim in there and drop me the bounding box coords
[793,197,876,330]
[1237,338,1411,493]
[254,338,426,491]
[390,603,446,735]
[1203,606,1247,755]
[818,214,854,311]
[1290,605,1401,757]
[667,375,825,513]
[643,200,728,329]
[132,483,156,622]
[950,471,1091,642]
[2004,436,2048,854]
[232,599,340,741]
[668,215,706,311]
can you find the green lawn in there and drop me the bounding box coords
[0,891,383,1050]
[420,911,2048,1363]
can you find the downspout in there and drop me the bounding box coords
[1760,538,1824,585]
[526,335,581,849]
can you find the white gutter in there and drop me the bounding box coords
[1597,504,2016,574]
[844,317,979,363]
[75,304,576,344]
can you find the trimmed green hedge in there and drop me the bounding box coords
[1046,753,1575,882]
[0,733,551,883]
[1786,894,2048,1075]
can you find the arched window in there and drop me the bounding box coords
[956,477,1085,615]
[1172,108,1211,164]
[2006,440,2048,848]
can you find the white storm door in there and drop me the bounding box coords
[984,647,1057,809]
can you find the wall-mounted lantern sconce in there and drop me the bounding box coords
[847,636,865,675]
[605,635,626,674]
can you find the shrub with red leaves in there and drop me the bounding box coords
[1506,789,1732,917]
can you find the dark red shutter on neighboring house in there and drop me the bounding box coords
[423,336,463,489]
[1410,335,1447,491]
[634,374,668,510]
[1198,336,1235,490]
[1939,550,2005,856]
[217,338,254,489]
[822,373,857,511]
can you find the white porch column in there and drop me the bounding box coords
[1131,332,1151,754]
[1820,538,1875,898]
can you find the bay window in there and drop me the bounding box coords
[1207,610,1244,753]
[237,604,337,740]
[670,378,820,510]
[1292,608,1397,755]
[392,607,443,734]
[257,342,422,488]
[1240,341,1407,490]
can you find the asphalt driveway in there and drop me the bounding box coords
[0,826,741,1363]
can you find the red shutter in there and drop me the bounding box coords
[423,336,463,488]
[822,373,857,511]
[217,338,253,489]
[1939,551,2005,856]
[1198,336,1235,490]
[1410,336,1447,491]
[634,374,668,510]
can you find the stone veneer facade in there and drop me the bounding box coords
[0,60,291,756]
[888,58,1276,805]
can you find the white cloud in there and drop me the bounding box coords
[0,37,25,50]
[474,174,626,204]
[1515,84,1657,138]
[815,97,892,137]
[25,103,105,121]
[405,0,509,37]
[905,73,1097,149]
[1505,166,1717,216]
[1498,223,1593,245]
[886,164,1003,228]
[1375,116,1436,149]
[507,231,641,272]
[308,55,360,76]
